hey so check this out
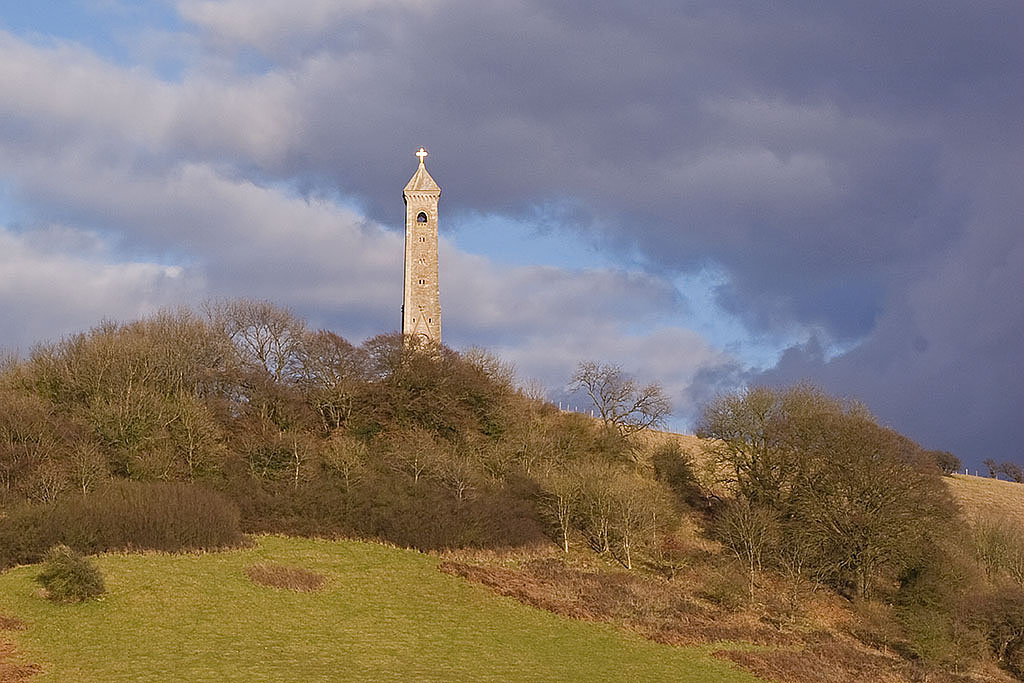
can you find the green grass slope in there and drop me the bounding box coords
[0,536,759,682]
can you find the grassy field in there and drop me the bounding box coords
[947,473,1024,526]
[0,535,760,682]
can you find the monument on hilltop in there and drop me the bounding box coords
[402,147,442,342]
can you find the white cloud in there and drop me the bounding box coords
[0,25,736,423]
[0,225,198,350]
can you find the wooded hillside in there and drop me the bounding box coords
[1,302,1023,682]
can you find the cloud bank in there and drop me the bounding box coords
[0,0,1021,466]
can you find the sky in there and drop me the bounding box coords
[0,0,1021,469]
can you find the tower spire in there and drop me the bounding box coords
[402,149,442,341]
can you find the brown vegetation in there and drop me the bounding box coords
[439,548,1006,682]
[0,481,244,569]
[0,617,37,683]
[245,562,327,592]
[714,643,977,683]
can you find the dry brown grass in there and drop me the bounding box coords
[439,556,799,647]
[0,616,38,683]
[244,563,327,592]
[441,531,1020,683]
[0,618,23,633]
[637,428,706,455]
[0,641,40,683]
[946,474,1024,527]
[714,640,985,683]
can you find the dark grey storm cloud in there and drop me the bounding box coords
[184,0,1020,464]
[179,0,1022,336]
[1,0,1021,466]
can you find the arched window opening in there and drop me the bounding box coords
[417,212,428,223]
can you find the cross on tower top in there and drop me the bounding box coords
[415,147,428,163]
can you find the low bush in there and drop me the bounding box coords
[35,545,105,602]
[697,565,750,610]
[0,503,63,569]
[234,471,547,552]
[0,481,245,568]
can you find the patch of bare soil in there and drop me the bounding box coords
[245,563,327,592]
[0,616,39,683]
[0,619,23,633]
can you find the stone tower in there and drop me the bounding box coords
[402,147,442,341]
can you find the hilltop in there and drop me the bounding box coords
[1,304,1023,682]
[947,474,1024,527]
[648,430,1024,529]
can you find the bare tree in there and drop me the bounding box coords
[296,330,368,433]
[577,459,618,554]
[432,445,480,502]
[166,394,225,480]
[207,299,306,383]
[68,441,107,496]
[973,514,1024,585]
[536,464,582,552]
[982,459,1023,483]
[608,474,669,570]
[571,361,671,438]
[322,432,367,498]
[461,347,516,392]
[382,426,442,484]
[714,498,780,602]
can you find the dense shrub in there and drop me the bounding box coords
[74,480,245,552]
[35,544,105,602]
[698,385,957,598]
[970,584,1024,678]
[224,462,547,552]
[0,481,244,568]
[0,503,63,569]
[651,441,700,508]
[928,450,961,476]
